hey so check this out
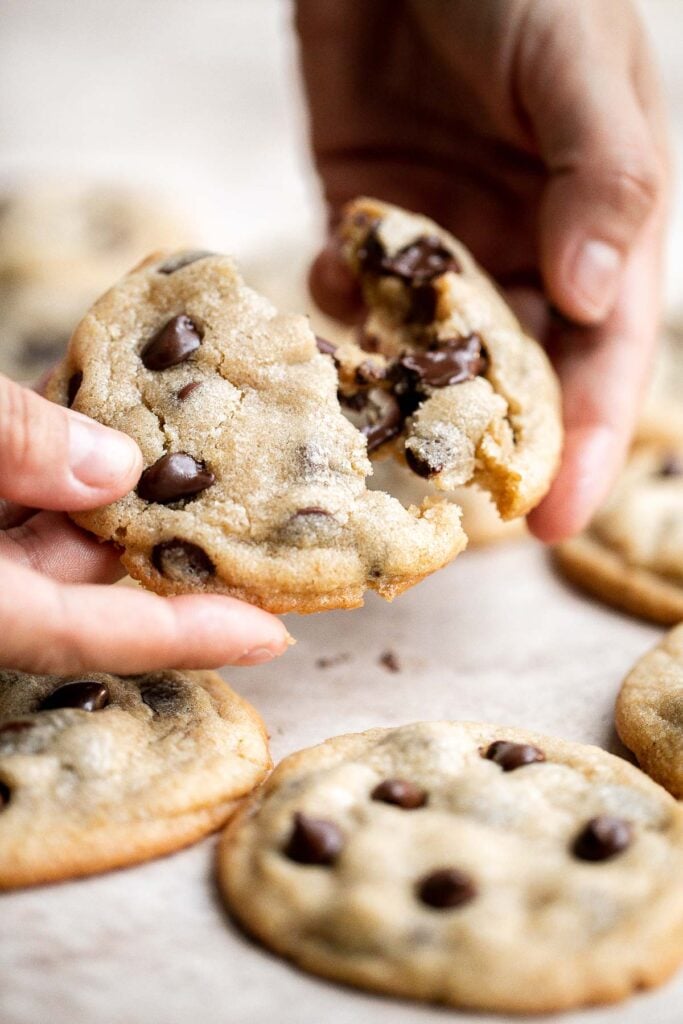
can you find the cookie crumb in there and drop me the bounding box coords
[315,653,350,670]
[379,650,401,673]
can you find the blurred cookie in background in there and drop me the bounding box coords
[0,182,190,380]
[554,442,683,624]
[637,317,683,447]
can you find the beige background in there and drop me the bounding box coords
[1,3,682,1023]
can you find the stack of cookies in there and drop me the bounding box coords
[1,198,681,1016]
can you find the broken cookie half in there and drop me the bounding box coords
[333,198,562,519]
[47,249,466,613]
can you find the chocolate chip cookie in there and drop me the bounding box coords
[336,198,562,518]
[47,250,466,613]
[0,668,270,888]
[0,183,188,380]
[617,625,683,799]
[554,443,683,624]
[218,721,683,1013]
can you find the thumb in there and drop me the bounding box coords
[0,374,142,510]
[523,43,663,324]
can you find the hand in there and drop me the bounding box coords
[0,375,291,674]
[297,0,670,541]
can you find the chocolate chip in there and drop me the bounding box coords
[0,782,10,807]
[157,250,216,274]
[657,454,683,477]
[137,453,215,504]
[39,681,110,712]
[340,387,402,452]
[357,327,381,353]
[406,284,438,325]
[141,314,202,370]
[405,446,443,479]
[0,721,35,736]
[484,740,546,772]
[372,778,427,809]
[315,336,338,357]
[396,335,487,391]
[177,381,202,401]
[572,816,633,862]
[152,539,215,582]
[140,678,187,714]
[67,371,83,407]
[358,228,461,285]
[417,868,477,909]
[283,812,343,865]
[292,506,333,518]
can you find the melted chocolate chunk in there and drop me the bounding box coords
[358,228,461,285]
[406,283,438,325]
[658,454,683,477]
[379,650,400,673]
[152,539,215,582]
[283,812,343,865]
[371,778,427,809]
[340,388,402,452]
[140,678,187,714]
[315,336,338,357]
[405,446,443,479]
[157,250,216,274]
[67,371,83,408]
[572,816,633,862]
[177,381,202,401]
[0,721,35,736]
[39,680,110,712]
[357,327,381,353]
[417,868,477,909]
[141,314,202,370]
[292,506,333,518]
[485,740,546,772]
[0,781,10,807]
[397,335,487,392]
[137,453,215,504]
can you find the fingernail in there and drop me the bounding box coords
[234,646,281,667]
[69,417,140,489]
[571,240,621,320]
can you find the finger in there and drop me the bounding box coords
[0,499,34,530]
[0,556,293,675]
[520,11,665,323]
[0,374,142,510]
[0,511,125,584]
[308,242,364,324]
[527,215,662,543]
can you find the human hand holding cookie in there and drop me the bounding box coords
[0,374,291,674]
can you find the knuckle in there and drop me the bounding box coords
[0,380,34,478]
[600,151,662,220]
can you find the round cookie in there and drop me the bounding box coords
[337,198,562,519]
[617,624,683,798]
[0,668,270,888]
[0,182,188,283]
[47,250,466,613]
[554,443,683,624]
[218,721,683,1013]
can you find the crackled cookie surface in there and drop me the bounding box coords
[617,625,683,798]
[335,198,562,519]
[555,444,683,624]
[219,721,683,1013]
[48,250,465,613]
[0,668,270,888]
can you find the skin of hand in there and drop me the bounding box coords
[296,0,671,542]
[0,375,292,674]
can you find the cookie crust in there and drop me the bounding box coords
[617,625,683,798]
